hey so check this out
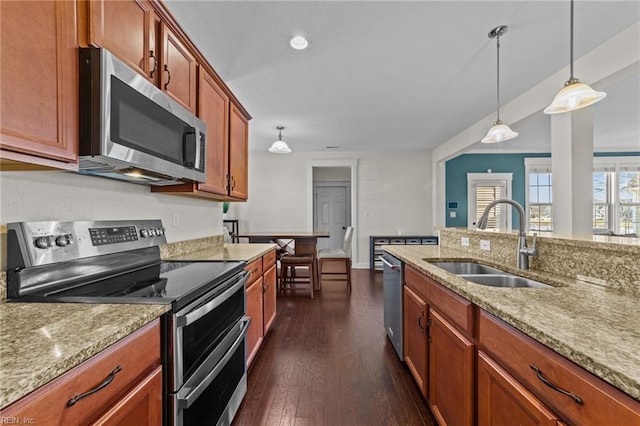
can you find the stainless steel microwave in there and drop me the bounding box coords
[78,48,206,186]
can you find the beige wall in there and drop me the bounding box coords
[0,170,223,243]
[231,150,434,268]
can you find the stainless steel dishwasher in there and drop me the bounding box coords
[381,252,404,360]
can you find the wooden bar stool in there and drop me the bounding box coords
[279,255,315,299]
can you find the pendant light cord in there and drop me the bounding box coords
[569,0,575,80]
[496,31,501,122]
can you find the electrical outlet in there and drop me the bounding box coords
[172,213,180,227]
[461,237,469,247]
[480,240,491,251]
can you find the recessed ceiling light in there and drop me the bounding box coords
[290,36,309,50]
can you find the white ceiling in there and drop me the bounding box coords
[165,1,640,154]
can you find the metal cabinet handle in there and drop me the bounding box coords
[164,64,171,89]
[149,50,157,78]
[530,365,583,405]
[67,366,122,407]
[379,256,399,270]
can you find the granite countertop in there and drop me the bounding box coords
[0,242,275,409]
[383,244,640,401]
[0,303,169,409]
[165,243,277,263]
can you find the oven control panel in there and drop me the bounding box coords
[7,220,167,267]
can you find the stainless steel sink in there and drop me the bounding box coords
[459,274,553,289]
[428,261,553,289]
[428,261,504,275]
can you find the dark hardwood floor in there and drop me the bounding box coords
[233,269,437,426]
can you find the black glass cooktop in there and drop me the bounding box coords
[17,260,246,311]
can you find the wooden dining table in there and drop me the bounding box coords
[234,231,330,290]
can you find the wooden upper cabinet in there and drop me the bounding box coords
[0,0,78,168]
[85,0,158,82]
[229,103,249,200]
[197,68,230,195]
[160,23,197,112]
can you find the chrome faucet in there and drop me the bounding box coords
[476,199,538,270]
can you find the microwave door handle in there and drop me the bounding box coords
[177,316,251,409]
[183,127,197,168]
[177,271,249,327]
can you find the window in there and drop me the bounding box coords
[619,170,640,235]
[529,172,553,231]
[525,157,640,235]
[467,173,512,231]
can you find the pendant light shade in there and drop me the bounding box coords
[544,0,606,114]
[482,25,518,144]
[268,126,291,154]
[482,121,519,144]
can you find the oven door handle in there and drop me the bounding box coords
[177,316,251,409]
[177,271,249,327]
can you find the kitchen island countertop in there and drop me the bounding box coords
[383,244,640,401]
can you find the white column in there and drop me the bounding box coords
[550,107,594,236]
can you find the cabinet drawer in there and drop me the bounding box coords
[478,310,640,425]
[245,258,263,285]
[390,239,405,244]
[425,275,474,336]
[404,265,429,301]
[374,238,389,245]
[406,238,421,245]
[262,249,276,268]
[2,319,161,425]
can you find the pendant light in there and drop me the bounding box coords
[482,25,518,144]
[544,0,606,114]
[268,126,291,154]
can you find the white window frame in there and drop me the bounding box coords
[524,156,640,234]
[467,173,513,231]
[524,158,553,232]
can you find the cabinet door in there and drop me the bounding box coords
[403,285,428,398]
[228,103,249,200]
[263,264,277,334]
[477,352,558,426]
[197,68,229,195]
[160,23,197,112]
[429,309,474,426]
[91,366,163,426]
[0,0,77,165]
[246,278,264,368]
[86,0,157,82]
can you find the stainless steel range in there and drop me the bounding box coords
[6,220,249,426]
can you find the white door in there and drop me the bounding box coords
[314,186,348,250]
[467,173,513,231]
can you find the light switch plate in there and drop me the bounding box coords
[480,240,491,251]
[461,237,469,247]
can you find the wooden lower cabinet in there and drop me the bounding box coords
[0,320,162,425]
[245,275,264,367]
[245,249,277,368]
[401,264,640,426]
[428,309,474,426]
[478,351,558,426]
[403,285,428,398]
[91,366,163,426]
[263,262,277,334]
